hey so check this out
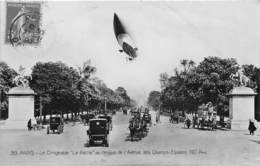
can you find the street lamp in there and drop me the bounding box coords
[104,95,107,114]
[0,89,3,119]
[39,95,42,125]
[85,94,89,115]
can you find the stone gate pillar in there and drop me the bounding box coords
[228,86,256,130]
[4,87,36,129]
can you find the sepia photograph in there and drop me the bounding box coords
[0,0,260,166]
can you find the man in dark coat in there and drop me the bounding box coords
[27,118,32,130]
[248,119,257,135]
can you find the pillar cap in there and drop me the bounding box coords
[228,86,257,96]
[7,87,36,96]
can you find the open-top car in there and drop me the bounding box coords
[97,114,113,131]
[47,117,64,134]
[87,119,109,147]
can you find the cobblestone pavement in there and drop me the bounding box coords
[0,111,260,166]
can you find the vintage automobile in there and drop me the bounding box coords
[47,117,64,134]
[80,113,95,125]
[97,114,112,131]
[87,119,109,147]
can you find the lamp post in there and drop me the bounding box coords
[86,94,89,115]
[39,95,42,125]
[0,89,3,120]
[156,94,162,123]
[104,95,107,114]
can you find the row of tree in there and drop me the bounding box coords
[0,61,134,120]
[147,56,260,119]
[0,62,17,119]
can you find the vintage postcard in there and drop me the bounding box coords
[0,1,260,166]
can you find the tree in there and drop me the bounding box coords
[180,59,195,74]
[147,91,161,110]
[159,57,239,115]
[130,99,137,108]
[77,60,96,80]
[30,62,81,121]
[0,62,17,91]
[195,57,238,107]
[159,72,169,90]
[0,62,17,119]
[242,64,260,120]
[77,60,98,113]
[160,59,197,112]
[115,86,131,106]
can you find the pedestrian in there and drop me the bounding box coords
[129,120,134,141]
[248,119,257,135]
[170,112,174,123]
[27,118,32,130]
[31,117,37,130]
[193,114,197,128]
[156,111,160,123]
[186,118,191,128]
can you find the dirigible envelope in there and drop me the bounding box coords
[113,13,138,60]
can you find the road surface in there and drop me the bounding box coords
[0,111,260,166]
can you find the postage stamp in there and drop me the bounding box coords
[5,2,44,46]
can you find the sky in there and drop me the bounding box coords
[1,1,260,105]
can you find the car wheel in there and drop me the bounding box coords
[89,139,93,146]
[104,140,109,147]
[58,126,61,134]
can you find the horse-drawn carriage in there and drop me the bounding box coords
[128,118,148,141]
[197,106,217,130]
[142,113,152,125]
[128,109,150,141]
[131,108,141,117]
[169,111,183,124]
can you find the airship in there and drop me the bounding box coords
[113,13,138,61]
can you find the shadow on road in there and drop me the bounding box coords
[84,142,108,147]
[124,135,141,142]
[216,128,230,131]
[181,126,191,129]
[181,127,229,131]
[250,140,260,144]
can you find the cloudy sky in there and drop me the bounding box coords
[1,1,260,104]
